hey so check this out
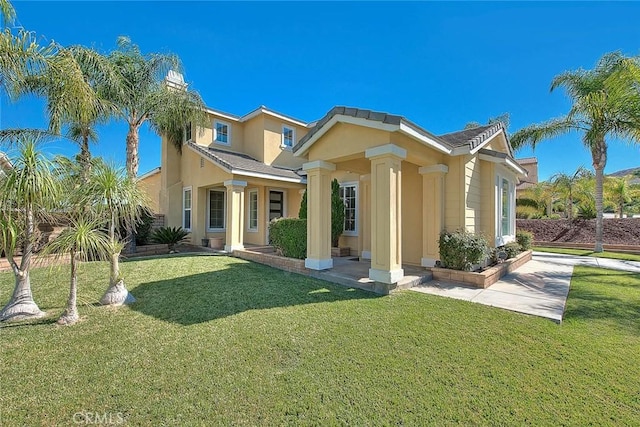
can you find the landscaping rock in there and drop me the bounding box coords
[517,219,640,245]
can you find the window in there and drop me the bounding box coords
[339,183,358,235]
[282,126,295,148]
[214,120,230,145]
[208,189,226,230]
[182,187,192,231]
[248,190,258,231]
[497,176,514,244]
[184,122,192,142]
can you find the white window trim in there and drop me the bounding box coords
[213,119,231,146]
[495,174,515,246]
[207,188,226,232]
[340,181,358,237]
[281,125,295,150]
[182,186,192,231]
[247,188,259,233]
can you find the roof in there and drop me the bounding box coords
[187,141,305,183]
[293,106,512,157]
[477,148,527,176]
[205,105,309,128]
[515,157,537,165]
[438,122,508,152]
[138,167,161,180]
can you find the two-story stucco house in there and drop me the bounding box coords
[146,104,526,287]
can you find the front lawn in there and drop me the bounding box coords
[534,246,640,261]
[1,255,639,425]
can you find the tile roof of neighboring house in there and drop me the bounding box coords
[294,106,511,156]
[515,157,537,164]
[138,167,161,180]
[187,141,304,182]
[205,105,309,127]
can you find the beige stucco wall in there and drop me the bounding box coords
[140,171,161,213]
[307,124,391,163]
[263,116,308,169]
[401,162,423,266]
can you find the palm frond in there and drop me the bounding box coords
[510,117,576,150]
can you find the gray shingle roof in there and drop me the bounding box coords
[294,106,509,156]
[438,123,506,150]
[187,141,304,182]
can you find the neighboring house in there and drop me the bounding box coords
[154,105,527,288]
[515,157,538,193]
[138,167,162,214]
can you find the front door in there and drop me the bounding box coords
[269,191,284,220]
[267,190,285,244]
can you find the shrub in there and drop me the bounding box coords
[135,209,155,246]
[502,242,522,259]
[439,230,489,271]
[577,203,596,219]
[298,190,307,219]
[151,226,190,251]
[331,179,345,247]
[269,218,307,259]
[516,230,533,250]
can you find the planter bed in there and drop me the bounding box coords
[430,250,532,289]
[125,243,170,258]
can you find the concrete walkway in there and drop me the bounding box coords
[532,251,640,273]
[412,251,640,322]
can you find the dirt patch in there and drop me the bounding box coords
[517,219,640,245]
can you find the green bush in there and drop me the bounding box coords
[135,209,155,246]
[298,190,307,219]
[502,242,522,259]
[269,218,307,259]
[577,203,596,219]
[516,230,533,250]
[151,226,190,251]
[439,230,489,271]
[331,179,345,247]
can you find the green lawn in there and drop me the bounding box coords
[534,246,640,262]
[1,254,639,425]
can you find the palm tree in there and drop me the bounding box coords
[519,182,558,217]
[0,136,60,322]
[45,217,111,325]
[605,175,640,218]
[99,36,207,178]
[511,52,640,252]
[87,161,149,305]
[550,166,591,221]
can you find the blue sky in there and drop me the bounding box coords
[4,1,640,180]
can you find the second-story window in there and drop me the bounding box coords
[282,126,295,148]
[184,122,192,142]
[214,120,230,145]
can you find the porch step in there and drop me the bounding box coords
[396,271,433,291]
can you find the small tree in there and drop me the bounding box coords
[0,137,60,322]
[87,161,149,306]
[46,217,111,325]
[331,179,345,247]
[298,189,307,219]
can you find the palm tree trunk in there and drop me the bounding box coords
[79,133,91,182]
[593,140,607,253]
[57,250,79,325]
[99,219,136,306]
[619,203,624,219]
[125,123,140,179]
[0,269,44,321]
[0,206,45,322]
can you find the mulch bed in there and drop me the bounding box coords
[517,219,640,245]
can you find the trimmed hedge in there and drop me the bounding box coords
[269,218,307,259]
[439,230,489,271]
